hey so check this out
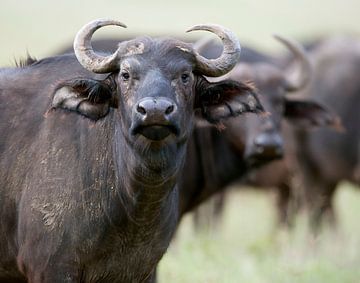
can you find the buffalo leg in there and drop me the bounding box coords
[308,181,338,233]
[276,182,296,228]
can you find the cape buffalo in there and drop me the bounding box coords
[0,19,264,282]
[55,36,285,217]
[293,36,360,230]
[191,36,340,228]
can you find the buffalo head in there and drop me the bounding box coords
[224,35,337,164]
[51,19,264,163]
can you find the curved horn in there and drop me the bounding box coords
[74,19,127,73]
[274,34,312,92]
[187,24,241,77]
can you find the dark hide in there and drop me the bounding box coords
[225,61,341,227]
[55,38,286,226]
[179,123,250,215]
[0,36,263,282]
[292,37,360,230]
[188,43,341,229]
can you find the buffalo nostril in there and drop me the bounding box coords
[137,104,146,115]
[165,105,175,115]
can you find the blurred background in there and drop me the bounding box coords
[1,0,360,65]
[1,0,360,282]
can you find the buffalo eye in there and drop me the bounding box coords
[121,71,130,81]
[181,73,190,84]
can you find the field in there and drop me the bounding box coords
[1,1,360,282]
[159,184,360,283]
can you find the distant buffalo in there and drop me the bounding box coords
[293,36,360,230]
[191,36,340,228]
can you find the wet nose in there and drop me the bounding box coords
[136,97,177,123]
[253,132,284,159]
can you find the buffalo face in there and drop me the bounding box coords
[224,35,339,165]
[113,42,196,147]
[52,20,263,172]
[51,19,265,161]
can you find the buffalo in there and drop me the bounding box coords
[55,35,286,218]
[0,19,264,282]
[292,36,360,230]
[190,36,340,228]
[86,34,339,233]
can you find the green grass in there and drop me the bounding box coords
[159,184,360,283]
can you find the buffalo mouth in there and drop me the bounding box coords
[246,149,284,167]
[132,124,179,141]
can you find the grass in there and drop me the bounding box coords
[159,184,360,283]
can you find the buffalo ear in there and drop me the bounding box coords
[51,77,117,120]
[195,76,264,124]
[284,98,343,130]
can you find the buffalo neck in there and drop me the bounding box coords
[113,118,184,230]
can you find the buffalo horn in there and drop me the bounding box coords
[187,24,241,77]
[274,34,312,92]
[73,19,127,73]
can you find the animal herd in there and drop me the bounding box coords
[0,18,358,282]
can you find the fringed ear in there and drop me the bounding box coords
[284,98,344,131]
[51,76,117,120]
[195,76,265,126]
